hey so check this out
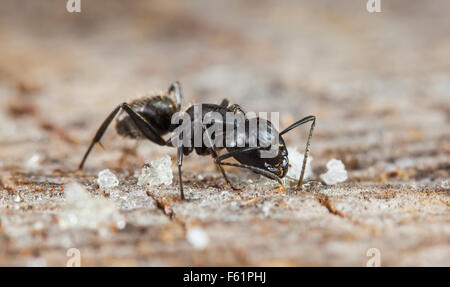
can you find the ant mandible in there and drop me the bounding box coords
[78,82,316,200]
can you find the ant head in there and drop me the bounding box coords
[262,136,289,178]
[256,117,289,178]
[233,117,288,178]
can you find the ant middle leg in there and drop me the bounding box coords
[167,130,186,200]
[177,145,185,201]
[201,124,241,191]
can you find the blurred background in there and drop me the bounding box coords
[0,0,448,266]
[0,0,448,171]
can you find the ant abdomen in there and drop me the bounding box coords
[115,95,179,139]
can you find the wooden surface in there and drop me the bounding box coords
[0,0,449,266]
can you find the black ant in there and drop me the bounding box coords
[78,82,316,200]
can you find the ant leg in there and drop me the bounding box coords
[79,105,121,170]
[214,147,286,192]
[171,125,186,200]
[120,104,167,145]
[219,162,284,188]
[280,115,316,190]
[168,81,183,110]
[78,103,166,169]
[201,124,240,191]
[177,145,185,200]
[218,98,246,115]
[229,104,246,115]
[219,99,229,107]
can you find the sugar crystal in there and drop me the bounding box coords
[286,146,314,181]
[186,227,209,250]
[137,155,173,187]
[97,169,119,189]
[59,182,124,230]
[320,159,348,185]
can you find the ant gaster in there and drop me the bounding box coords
[78,82,316,200]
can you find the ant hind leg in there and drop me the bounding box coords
[78,103,167,170]
[219,99,229,107]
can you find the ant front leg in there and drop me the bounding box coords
[215,147,285,192]
[280,115,316,190]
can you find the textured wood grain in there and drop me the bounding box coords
[0,0,448,266]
